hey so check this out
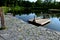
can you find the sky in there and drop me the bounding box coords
[56,0,60,2]
[29,0,60,2]
[29,0,37,2]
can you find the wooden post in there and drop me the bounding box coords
[0,7,5,29]
[33,16,35,22]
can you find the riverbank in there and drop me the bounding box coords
[0,15,60,40]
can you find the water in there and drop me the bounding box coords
[15,12,60,31]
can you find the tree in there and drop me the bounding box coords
[35,0,42,7]
[0,0,6,6]
[37,0,42,3]
[44,0,52,3]
[54,0,56,5]
[0,7,5,29]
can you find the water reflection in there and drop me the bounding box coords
[59,17,60,21]
[15,12,60,31]
[15,13,36,22]
[15,13,60,22]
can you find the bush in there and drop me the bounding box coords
[14,6,25,11]
[1,6,25,15]
[9,6,25,13]
[2,6,9,14]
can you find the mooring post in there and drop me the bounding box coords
[0,7,5,28]
[33,16,35,22]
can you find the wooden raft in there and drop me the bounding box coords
[28,18,50,26]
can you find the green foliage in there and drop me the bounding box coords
[14,6,21,11]
[0,0,60,13]
[14,6,24,11]
[2,6,9,14]
[1,6,25,14]
[10,6,25,13]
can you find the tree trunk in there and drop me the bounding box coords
[0,7,5,28]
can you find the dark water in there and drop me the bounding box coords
[15,12,60,31]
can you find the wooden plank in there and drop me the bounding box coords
[29,18,50,26]
[49,9,60,11]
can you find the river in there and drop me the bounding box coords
[15,12,60,31]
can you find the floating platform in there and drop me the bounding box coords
[28,18,50,26]
[49,9,60,13]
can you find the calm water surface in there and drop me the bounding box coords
[15,12,60,31]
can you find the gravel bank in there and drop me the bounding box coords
[0,15,60,40]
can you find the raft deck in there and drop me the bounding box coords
[28,18,50,26]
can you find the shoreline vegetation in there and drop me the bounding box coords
[0,0,60,15]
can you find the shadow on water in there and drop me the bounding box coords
[28,21,50,26]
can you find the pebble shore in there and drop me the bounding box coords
[0,15,60,40]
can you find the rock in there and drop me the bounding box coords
[0,15,60,40]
